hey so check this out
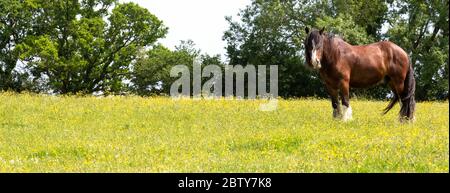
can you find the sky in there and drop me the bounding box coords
[121,0,252,59]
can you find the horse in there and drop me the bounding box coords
[303,27,416,122]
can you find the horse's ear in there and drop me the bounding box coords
[319,27,325,35]
[305,27,310,34]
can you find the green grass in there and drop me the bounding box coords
[0,93,448,172]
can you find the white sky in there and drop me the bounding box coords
[121,0,252,59]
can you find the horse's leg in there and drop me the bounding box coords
[325,83,341,119]
[339,79,352,121]
[389,79,408,122]
[388,80,401,108]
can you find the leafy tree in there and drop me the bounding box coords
[16,0,167,94]
[326,0,389,39]
[316,14,375,45]
[386,0,449,100]
[2,0,447,100]
[131,40,227,97]
[224,0,448,100]
[131,41,200,96]
[0,0,35,91]
[224,0,329,98]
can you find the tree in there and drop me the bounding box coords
[131,39,227,97]
[131,41,200,96]
[326,0,389,39]
[0,0,35,91]
[2,0,447,100]
[387,0,449,100]
[224,0,448,100]
[316,14,375,45]
[16,0,168,94]
[224,0,329,98]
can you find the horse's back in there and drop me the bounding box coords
[355,40,409,73]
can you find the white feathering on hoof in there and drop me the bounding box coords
[342,106,352,121]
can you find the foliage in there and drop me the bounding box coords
[316,14,375,45]
[386,0,449,100]
[131,40,201,96]
[0,0,35,91]
[14,0,168,94]
[223,0,328,98]
[323,0,389,39]
[0,0,448,100]
[131,39,227,96]
[223,0,448,100]
[131,44,191,96]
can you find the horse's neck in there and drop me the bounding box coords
[322,37,350,67]
[322,36,337,67]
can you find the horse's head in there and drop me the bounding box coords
[304,27,325,70]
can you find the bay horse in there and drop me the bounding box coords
[304,27,416,122]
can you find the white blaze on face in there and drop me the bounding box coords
[310,41,321,69]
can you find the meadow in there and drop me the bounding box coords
[0,93,448,172]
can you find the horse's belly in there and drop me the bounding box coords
[349,69,385,88]
[350,78,384,88]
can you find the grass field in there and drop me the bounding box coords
[0,93,448,172]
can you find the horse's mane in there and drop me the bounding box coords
[325,32,343,41]
[324,32,355,49]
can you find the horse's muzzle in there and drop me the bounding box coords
[311,59,321,70]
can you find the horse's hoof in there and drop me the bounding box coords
[399,115,415,123]
[333,108,342,119]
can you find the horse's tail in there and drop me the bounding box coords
[399,62,416,121]
[383,92,398,115]
[383,59,416,120]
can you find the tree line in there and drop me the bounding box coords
[1,0,448,100]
